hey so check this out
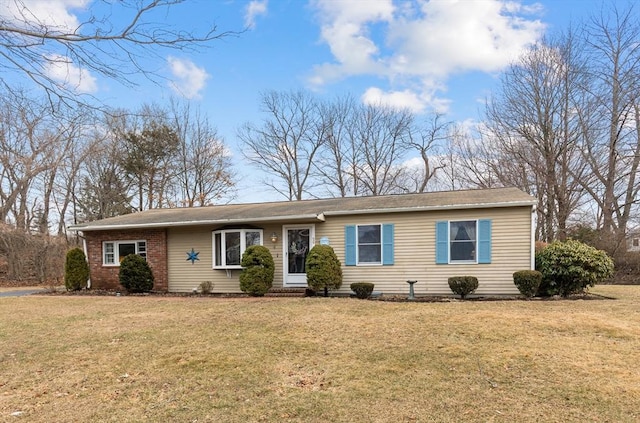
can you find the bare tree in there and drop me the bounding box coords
[169,100,235,206]
[483,33,587,241]
[354,103,413,196]
[239,90,326,200]
[313,95,360,197]
[578,4,640,252]
[0,89,65,230]
[0,0,238,108]
[404,113,451,193]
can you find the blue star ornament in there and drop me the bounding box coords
[186,248,200,264]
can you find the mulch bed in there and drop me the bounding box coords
[32,288,614,301]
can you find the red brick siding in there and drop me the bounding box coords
[83,229,168,291]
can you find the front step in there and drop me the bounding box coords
[265,287,308,297]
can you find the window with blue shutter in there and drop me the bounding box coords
[345,223,394,266]
[436,219,492,264]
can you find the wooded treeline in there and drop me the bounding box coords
[0,93,235,235]
[1,3,639,276]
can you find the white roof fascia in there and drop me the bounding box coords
[68,213,326,232]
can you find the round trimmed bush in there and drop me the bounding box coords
[239,245,274,296]
[350,282,374,299]
[448,276,478,299]
[119,254,154,293]
[306,245,342,296]
[513,270,542,298]
[535,240,614,297]
[64,247,89,291]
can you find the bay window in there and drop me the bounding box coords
[213,229,263,268]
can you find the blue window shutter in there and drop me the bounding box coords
[345,225,356,266]
[478,219,492,264]
[382,224,394,265]
[436,221,448,264]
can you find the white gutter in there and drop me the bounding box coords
[322,200,537,217]
[68,213,327,232]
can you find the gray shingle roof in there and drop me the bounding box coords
[70,187,536,231]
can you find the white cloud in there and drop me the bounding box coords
[245,0,268,29]
[309,0,394,85]
[44,54,97,94]
[0,0,88,32]
[362,86,452,114]
[362,87,426,113]
[310,0,545,112]
[388,0,545,76]
[167,57,210,99]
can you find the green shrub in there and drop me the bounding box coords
[536,240,614,297]
[306,245,342,296]
[64,247,89,291]
[350,282,374,299]
[447,276,479,299]
[199,280,213,294]
[513,270,542,298]
[119,254,154,293]
[239,245,274,296]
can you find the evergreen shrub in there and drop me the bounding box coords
[306,245,342,295]
[535,240,614,297]
[447,276,479,299]
[239,245,274,296]
[119,254,154,293]
[513,270,542,298]
[64,247,89,291]
[350,282,374,299]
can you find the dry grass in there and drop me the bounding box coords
[1,285,639,422]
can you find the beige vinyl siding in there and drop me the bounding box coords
[167,224,285,293]
[165,205,532,296]
[316,206,532,296]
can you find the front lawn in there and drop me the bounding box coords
[1,285,638,422]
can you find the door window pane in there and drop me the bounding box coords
[288,229,309,274]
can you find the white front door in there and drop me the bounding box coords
[283,225,314,287]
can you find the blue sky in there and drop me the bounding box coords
[1,0,624,201]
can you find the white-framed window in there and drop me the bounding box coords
[213,229,263,269]
[436,219,491,265]
[345,224,394,266]
[357,224,382,265]
[103,240,147,266]
[450,220,477,262]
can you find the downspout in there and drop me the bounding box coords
[531,205,536,270]
[79,233,91,289]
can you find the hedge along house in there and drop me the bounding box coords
[69,187,537,296]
